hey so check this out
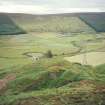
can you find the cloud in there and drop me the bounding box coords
[0,0,105,14]
[0,5,48,14]
[0,5,102,14]
[0,0,105,7]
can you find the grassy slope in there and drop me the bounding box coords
[0,57,105,105]
[0,13,26,35]
[6,13,98,33]
[0,13,105,105]
[1,32,105,70]
[0,32,105,105]
[79,13,105,32]
[0,12,105,35]
[5,12,105,33]
[12,15,94,33]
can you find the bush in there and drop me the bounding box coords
[45,50,53,58]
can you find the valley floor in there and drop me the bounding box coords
[0,32,105,105]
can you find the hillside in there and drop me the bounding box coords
[0,58,105,105]
[9,13,95,33]
[0,12,105,105]
[0,12,105,35]
[0,13,26,35]
[80,13,105,32]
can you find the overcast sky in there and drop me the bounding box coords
[0,0,105,14]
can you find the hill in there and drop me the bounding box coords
[0,13,26,35]
[0,12,101,35]
[0,12,105,105]
[8,13,95,33]
[0,12,105,35]
[80,13,105,32]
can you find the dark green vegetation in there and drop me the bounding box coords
[80,13,105,32]
[45,50,53,58]
[0,13,26,35]
[0,12,105,105]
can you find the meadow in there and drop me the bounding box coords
[64,52,105,66]
[0,13,105,105]
[1,32,105,70]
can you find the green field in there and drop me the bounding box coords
[0,13,105,105]
[64,52,105,66]
[1,32,105,70]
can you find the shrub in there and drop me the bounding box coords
[45,50,53,58]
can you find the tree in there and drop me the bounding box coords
[45,50,53,58]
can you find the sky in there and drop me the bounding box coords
[0,0,105,14]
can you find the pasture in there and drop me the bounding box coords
[0,13,105,105]
[64,52,105,66]
[0,32,105,70]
